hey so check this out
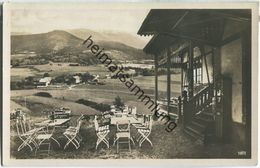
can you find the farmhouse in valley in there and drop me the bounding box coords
[73,75,81,84]
[37,77,52,88]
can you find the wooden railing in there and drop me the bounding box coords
[158,55,182,66]
[189,85,213,113]
[183,84,213,125]
[170,56,182,64]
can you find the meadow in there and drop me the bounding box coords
[11,63,109,81]
[11,67,38,81]
[11,63,182,121]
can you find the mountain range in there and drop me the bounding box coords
[11,29,150,62]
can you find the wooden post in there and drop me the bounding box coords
[181,53,185,91]
[181,67,184,92]
[180,54,184,124]
[213,47,221,100]
[212,46,222,140]
[178,96,182,124]
[167,47,171,115]
[195,59,197,84]
[182,90,188,126]
[188,40,194,98]
[201,58,203,84]
[154,54,158,106]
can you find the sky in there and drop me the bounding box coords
[10,4,151,42]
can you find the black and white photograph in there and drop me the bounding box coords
[2,2,258,166]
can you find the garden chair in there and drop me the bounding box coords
[63,115,84,149]
[136,115,153,147]
[16,115,43,152]
[132,114,145,128]
[113,120,135,153]
[34,125,61,156]
[94,115,110,150]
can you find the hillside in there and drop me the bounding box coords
[11,30,83,54]
[11,30,151,65]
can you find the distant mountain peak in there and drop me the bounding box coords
[11,30,151,62]
[66,28,147,49]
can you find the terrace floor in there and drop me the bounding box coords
[10,117,245,159]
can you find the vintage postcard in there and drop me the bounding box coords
[2,2,258,166]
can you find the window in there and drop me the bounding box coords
[193,57,202,84]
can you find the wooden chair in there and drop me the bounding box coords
[136,115,153,147]
[16,116,38,151]
[132,114,145,128]
[63,115,84,149]
[113,120,135,153]
[34,126,61,156]
[94,115,110,150]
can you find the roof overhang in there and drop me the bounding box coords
[138,9,251,36]
[139,9,251,54]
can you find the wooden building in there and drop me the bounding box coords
[138,9,251,156]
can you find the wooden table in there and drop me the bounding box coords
[35,118,71,127]
[110,115,142,125]
[24,126,45,135]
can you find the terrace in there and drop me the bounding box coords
[11,112,240,159]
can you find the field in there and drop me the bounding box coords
[11,67,38,81]
[11,64,109,81]
[11,64,181,119]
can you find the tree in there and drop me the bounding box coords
[65,76,76,85]
[43,73,50,77]
[53,75,66,83]
[113,96,124,108]
[25,76,34,82]
[81,72,94,82]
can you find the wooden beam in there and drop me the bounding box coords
[171,11,189,30]
[158,62,184,69]
[158,50,213,69]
